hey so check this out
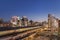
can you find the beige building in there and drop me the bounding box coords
[21,16,28,26]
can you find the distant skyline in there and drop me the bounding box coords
[0,0,60,21]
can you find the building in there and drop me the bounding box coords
[21,16,28,26]
[0,18,4,27]
[28,20,33,26]
[42,21,48,28]
[3,22,10,27]
[58,20,60,37]
[48,14,52,28]
[0,18,11,27]
[48,14,58,35]
[10,16,21,27]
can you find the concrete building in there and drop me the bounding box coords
[28,20,33,26]
[21,16,28,26]
[48,14,58,35]
[17,16,21,27]
[48,14,52,28]
[10,16,21,27]
[42,21,48,28]
[58,20,60,37]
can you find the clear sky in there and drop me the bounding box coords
[0,0,60,21]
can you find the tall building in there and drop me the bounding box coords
[48,14,58,28]
[10,16,21,27]
[22,16,28,26]
[48,14,52,28]
[58,20,60,38]
[17,16,21,26]
[48,14,58,35]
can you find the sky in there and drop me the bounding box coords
[0,0,60,21]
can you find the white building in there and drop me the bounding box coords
[10,16,21,27]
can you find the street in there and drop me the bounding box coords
[0,26,58,40]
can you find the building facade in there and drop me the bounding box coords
[21,16,28,26]
[10,16,21,27]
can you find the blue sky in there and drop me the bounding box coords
[0,0,60,21]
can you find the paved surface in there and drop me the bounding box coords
[0,26,41,40]
[0,26,58,40]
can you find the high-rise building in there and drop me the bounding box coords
[48,14,52,28]
[48,14,58,35]
[17,16,21,26]
[48,14,58,28]
[21,16,28,26]
[10,16,21,27]
[58,20,60,38]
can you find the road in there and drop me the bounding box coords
[0,26,42,40]
[0,26,59,40]
[22,29,58,40]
